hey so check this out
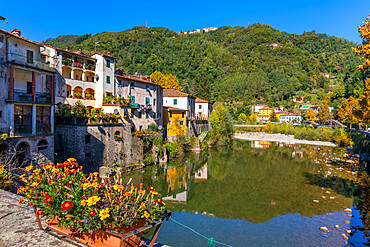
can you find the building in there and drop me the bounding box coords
[257,107,273,122]
[163,89,195,121]
[280,113,302,124]
[0,28,55,165]
[41,46,116,109]
[195,97,212,119]
[163,107,187,141]
[252,104,268,113]
[115,70,163,130]
[275,111,287,122]
[293,95,305,103]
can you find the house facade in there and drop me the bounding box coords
[163,89,195,120]
[280,113,302,124]
[0,28,55,165]
[115,71,163,130]
[195,97,212,119]
[163,107,187,141]
[252,104,268,113]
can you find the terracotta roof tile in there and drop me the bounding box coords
[195,97,209,103]
[90,51,116,59]
[167,107,188,111]
[115,74,162,88]
[163,89,195,98]
[0,28,40,46]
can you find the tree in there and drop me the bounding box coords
[270,111,278,122]
[358,79,370,124]
[353,14,370,74]
[305,108,317,121]
[150,71,182,91]
[249,113,258,122]
[209,103,234,145]
[337,96,359,129]
[237,113,247,123]
[317,96,332,124]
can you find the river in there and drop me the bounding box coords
[123,140,369,246]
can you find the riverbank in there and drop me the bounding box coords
[234,132,337,147]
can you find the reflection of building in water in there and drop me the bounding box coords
[162,166,188,203]
[251,140,271,149]
[195,163,208,182]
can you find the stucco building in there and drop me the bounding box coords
[195,97,212,119]
[0,28,55,165]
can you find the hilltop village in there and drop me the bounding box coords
[0,28,212,170]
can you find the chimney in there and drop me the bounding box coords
[107,52,111,55]
[65,46,70,51]
[11,29,21,36]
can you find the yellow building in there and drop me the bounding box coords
[166,166,187,193]
[163,107,188,139]
[275,111,287,122]
[258,107,273,116]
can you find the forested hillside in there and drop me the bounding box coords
[44,24,364,107]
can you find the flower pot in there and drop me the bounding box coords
[44,217,147,247]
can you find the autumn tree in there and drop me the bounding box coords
[249,113,258,122]
[317,96,332,124]
[150,71,182,91]
[237,113,247,123]
[305,108,317,121]
[337,96,359,129]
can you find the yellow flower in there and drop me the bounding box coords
[138,189,145,195]
[90,181,99,189]
[81,199,88,206]
[29,175,34,179]
[45,164,53,170]
[99,208,110,220]
[51,168,60,174]
[67,158,76,162]
[33,168,41,174]
[140,202,145,208]
[82,182,90,190]
[31,182,39,187]
[25,165,33,172]
[93,172,99,177]
[150,190,159,195]
[87,196,101,206]
[113,184,124,192]
[143,211,150,219]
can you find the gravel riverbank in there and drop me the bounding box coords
[234,132,337,147]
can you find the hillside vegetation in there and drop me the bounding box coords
[44,24,363,106]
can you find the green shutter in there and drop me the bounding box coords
[106,76,110,83]
[131,112,134,118]
[107,60,110,68]
[154,112,156,118]
[174,99,177,105]
[146,112,149,118]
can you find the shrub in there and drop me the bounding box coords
[165,142,180,158]
[148,123,159,132]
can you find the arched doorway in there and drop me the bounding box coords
[16,142,30,167]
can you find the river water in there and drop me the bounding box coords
[124,140,370,246]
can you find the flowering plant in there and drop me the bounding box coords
[17,159,166,234]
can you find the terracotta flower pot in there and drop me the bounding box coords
[45,217,147,247]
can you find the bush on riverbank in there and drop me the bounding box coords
[236,123,354,147]
[209,103,234,146]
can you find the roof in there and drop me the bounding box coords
[257,115,270,117]
[281,113,302,117]
[163,89,195,98]
[259,107,273,110]
[115,74,162,88]
[42,44,97,61]
[90,51,116,60]
[167,107,188,111]
[275,111,287,114]
[0,28,40,47]
[195,97,209,103]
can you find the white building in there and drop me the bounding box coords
[195,97,212,119]
[252,104,268,113]
[0,28,55,165]
[163,89,195,121]
[280,113,302,124]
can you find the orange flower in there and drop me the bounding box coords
[138,189,145,195]
[125,191,132,196]
[66,214,72,221]
[18,198,24,204]
[113,184,124,192]
[44,195,53,204]
[99,208,110,220]
[61,200,74,211]
[150,190,158,195]
[67,158,76,163]
[143,211,150,219]
[37,209,44,215]
[67,181,74,185]
[25,165,33,171]
[87,196,100,206]
[89,211,95,216]
[81,199,88,206]
[140,202,145,208]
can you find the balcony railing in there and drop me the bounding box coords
[36,124,51,135]
[62,58,96,71]
[14,125,32,136]
[13,90,51,103]
[8,52,54,72]
[85,63,95,70]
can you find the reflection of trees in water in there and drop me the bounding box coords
[355,171,370,243]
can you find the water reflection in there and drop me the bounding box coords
[124,140,369,246]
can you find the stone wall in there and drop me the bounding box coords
[55,123,144,172]
[188,120,209,138]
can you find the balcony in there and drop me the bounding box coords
[13,90,51,103]
[14,125,32,136]
[8,52,54,72]
[85,63,95,71]
[62,58,95,71]
[36,124,51,135]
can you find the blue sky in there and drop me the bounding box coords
[0,0,369,43]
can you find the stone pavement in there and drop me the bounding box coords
[0,189,84,247]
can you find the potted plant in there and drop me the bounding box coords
[74,92,82,99]
[18,159,168,247]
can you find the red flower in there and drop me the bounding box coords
[67,181,74,185]
[37,209,44,215]
[61,200,74,211]
[44,195,53,204]
[89,211,95,216]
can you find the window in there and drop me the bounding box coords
[85,135,91,144]
[174,99,177,105]
[169,120,172,126]
[26,50,33,64]
[153,99,156,106]
[179,120,184,126]
[106,76,110,84]
[37,139,48,151]
[106,60,110,68]
[36,107,50,134]
[86,76,89,82]
[146,98,150,104]
[146,112,149,118]
[27,81,32,94]
[131,112,134,118]
[131,96,135,103]
[153,112,156,118]
[0,36,3,43]
[169,111,172,118]
[199,105,202,109]
[138,111,142,118]
[181,112,185,118]
[118,80,122,87]
[14,105,32,134]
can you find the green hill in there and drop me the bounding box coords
[43,24,364,106]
